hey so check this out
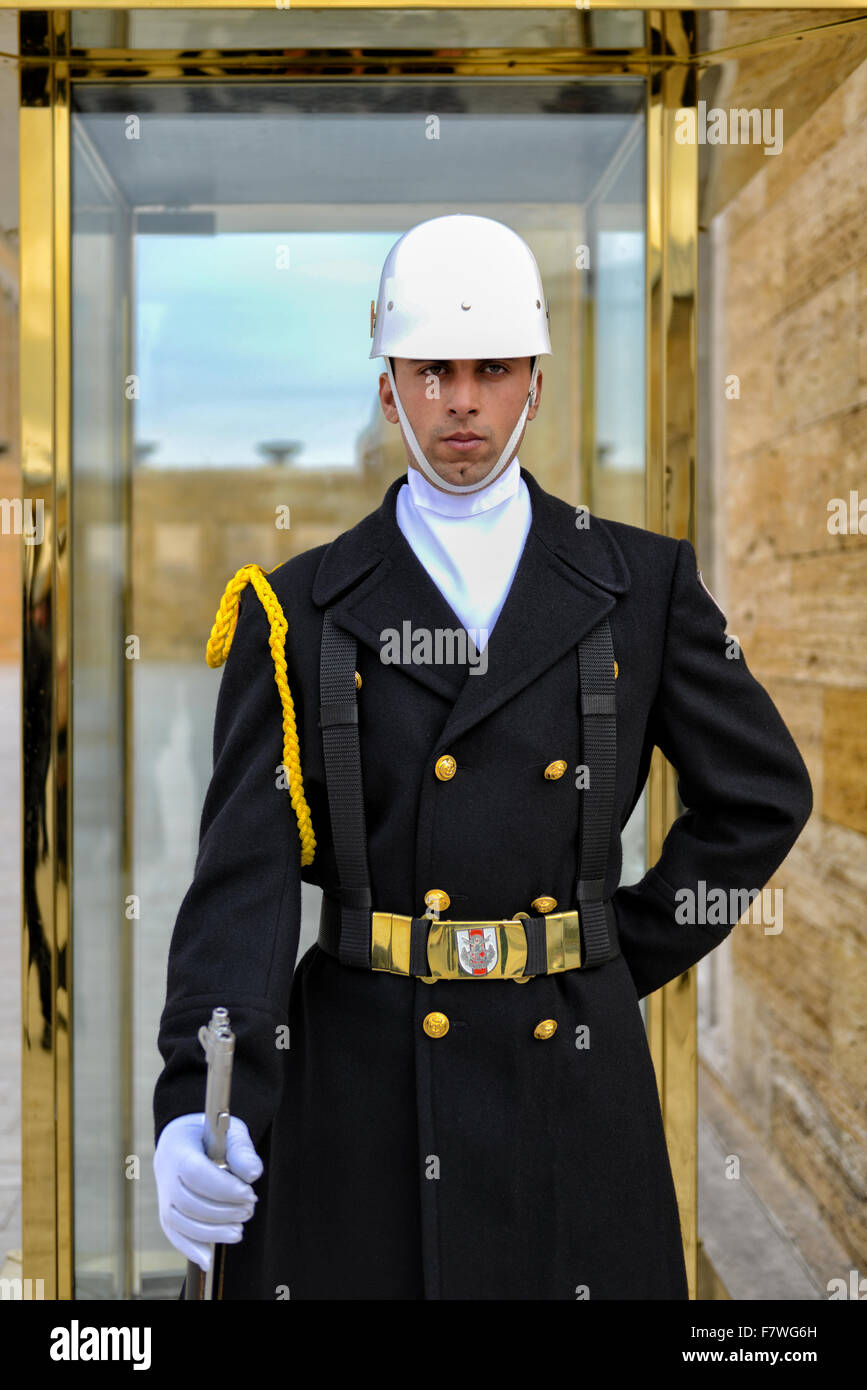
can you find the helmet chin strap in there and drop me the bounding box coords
[385,356,540,496]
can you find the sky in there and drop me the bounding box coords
[134,230,396,468]
[132,226,644,471]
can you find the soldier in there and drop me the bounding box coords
[153,214,812,1300]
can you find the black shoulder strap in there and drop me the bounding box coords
[318,609,371,967]
[575,616,618,966]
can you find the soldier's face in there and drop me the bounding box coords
[378,357,542,491]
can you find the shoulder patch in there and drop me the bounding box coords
[697,568,726,619]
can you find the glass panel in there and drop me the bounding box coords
[71,8,646,52]
[71,70,647,1297]
[70,134,132,1298]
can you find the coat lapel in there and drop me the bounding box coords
[311,477,469,701]
[312,467,631,730]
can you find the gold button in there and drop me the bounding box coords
[354,670,362,689]
[424,889,450,914]
[434,754,457,781]
[544,760,567,780]
[423,1011,449,1038]
[531,896,558,914]
[614,660,619,679]
[534,1019,558,1040]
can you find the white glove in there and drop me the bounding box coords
[153,1112,263,1272]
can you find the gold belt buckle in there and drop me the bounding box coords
[422,917,530,981]
[370,909,582,980]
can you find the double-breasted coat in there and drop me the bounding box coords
[153,466,813,1300]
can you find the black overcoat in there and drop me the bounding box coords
[153,466,813,1300]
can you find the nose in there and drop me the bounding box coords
[446,366,481,417]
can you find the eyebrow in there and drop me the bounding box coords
[405,364,516,369]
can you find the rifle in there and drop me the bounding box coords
[184,1007,235,1300]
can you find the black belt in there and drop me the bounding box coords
[317,892,619,979]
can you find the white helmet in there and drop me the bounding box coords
[369,214,552,494]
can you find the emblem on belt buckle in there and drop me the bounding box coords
[456,926,498,977]
[423,918,529,980]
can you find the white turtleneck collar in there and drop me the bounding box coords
[404,453,523,518]
[395,455,532,650]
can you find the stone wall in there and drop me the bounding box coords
[703,55,866,1269]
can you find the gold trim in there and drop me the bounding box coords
[371,911,414,976]
[541,911,582,974]
[52,48,73,1305]
[20,38,58,1306]
[644,11,698,1301]
[9,1,867,11]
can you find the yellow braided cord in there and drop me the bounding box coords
[206,563,316,867]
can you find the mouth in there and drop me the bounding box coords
[443,434,485,451]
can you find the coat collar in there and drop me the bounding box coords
[312,467,630,745]
[313,467,630,604]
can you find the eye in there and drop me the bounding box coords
[484,363,508,374]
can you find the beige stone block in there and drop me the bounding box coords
[724,443,791,567]
[775,270,860,435]
[732,873,831,1043]
[721,343,777,459]
[819,821,867,951]
[750,623,864,688]
[842,53,867,135]
[727,199,789,339]
[718,165,766,247]
[779,135,867,308]
[789,547,867,622]
[734,545,867,687]
[828,929,867,1100]
[726,408,867,565]
[729,978,772,1132]
[763,69,845,208]
[703,12,867,226]
[823,687,867,834]
[770,1054,866,1262]
[725,412,864,572]
[769,987,847,1119]
[726,548,793,620]
[858,257,867,406]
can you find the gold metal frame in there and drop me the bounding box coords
[20,21,73,1301]
[18,0,856,1302]
[5,0,867,11]
[644,9,698,1296]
